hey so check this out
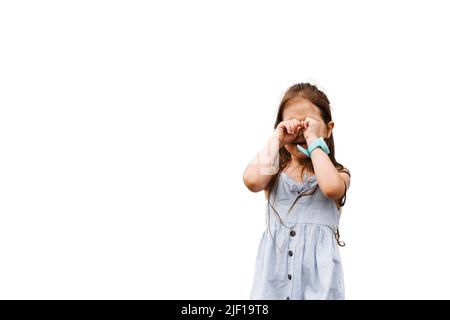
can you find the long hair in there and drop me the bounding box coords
[266,83,350,248]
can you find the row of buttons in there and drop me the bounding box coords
[287,229,296,299]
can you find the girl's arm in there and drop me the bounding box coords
[307,136,350,201]
[243,119,302,193]
[242,132,282,193]
[300,116,350,201]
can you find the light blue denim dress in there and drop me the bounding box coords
[249,170,345,300]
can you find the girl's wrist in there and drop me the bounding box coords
[306,135,320,146]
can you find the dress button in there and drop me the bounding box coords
[290,230,296,237]
[288,274,292,280]
[286,296,290,300]
[288,250,293,257]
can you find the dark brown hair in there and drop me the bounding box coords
[266,83,350,248]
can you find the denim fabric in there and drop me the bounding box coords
[250,171,345,300]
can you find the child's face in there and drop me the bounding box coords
[282,98,334,159]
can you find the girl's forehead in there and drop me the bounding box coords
[282,99,321,120]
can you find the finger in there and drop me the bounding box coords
[305,117,316,126]
[282,123,290,135]
[292,121,298,133]
[283,121,289,134]
[285,122,291,134]
[304,117,309,126]
[278,122,286,132]
[291,121,297,134]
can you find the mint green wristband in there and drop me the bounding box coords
[296,137,330,157]
[296,144,310,157]
[308,137,330,155]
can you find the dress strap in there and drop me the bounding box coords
[335,228,346,247]
[327,225,346,247]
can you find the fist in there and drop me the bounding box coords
[300,116,325,144]
[274,119,303,146]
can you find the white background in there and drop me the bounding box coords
[1,1,449,299]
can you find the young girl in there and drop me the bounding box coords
[243,83,351,300]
